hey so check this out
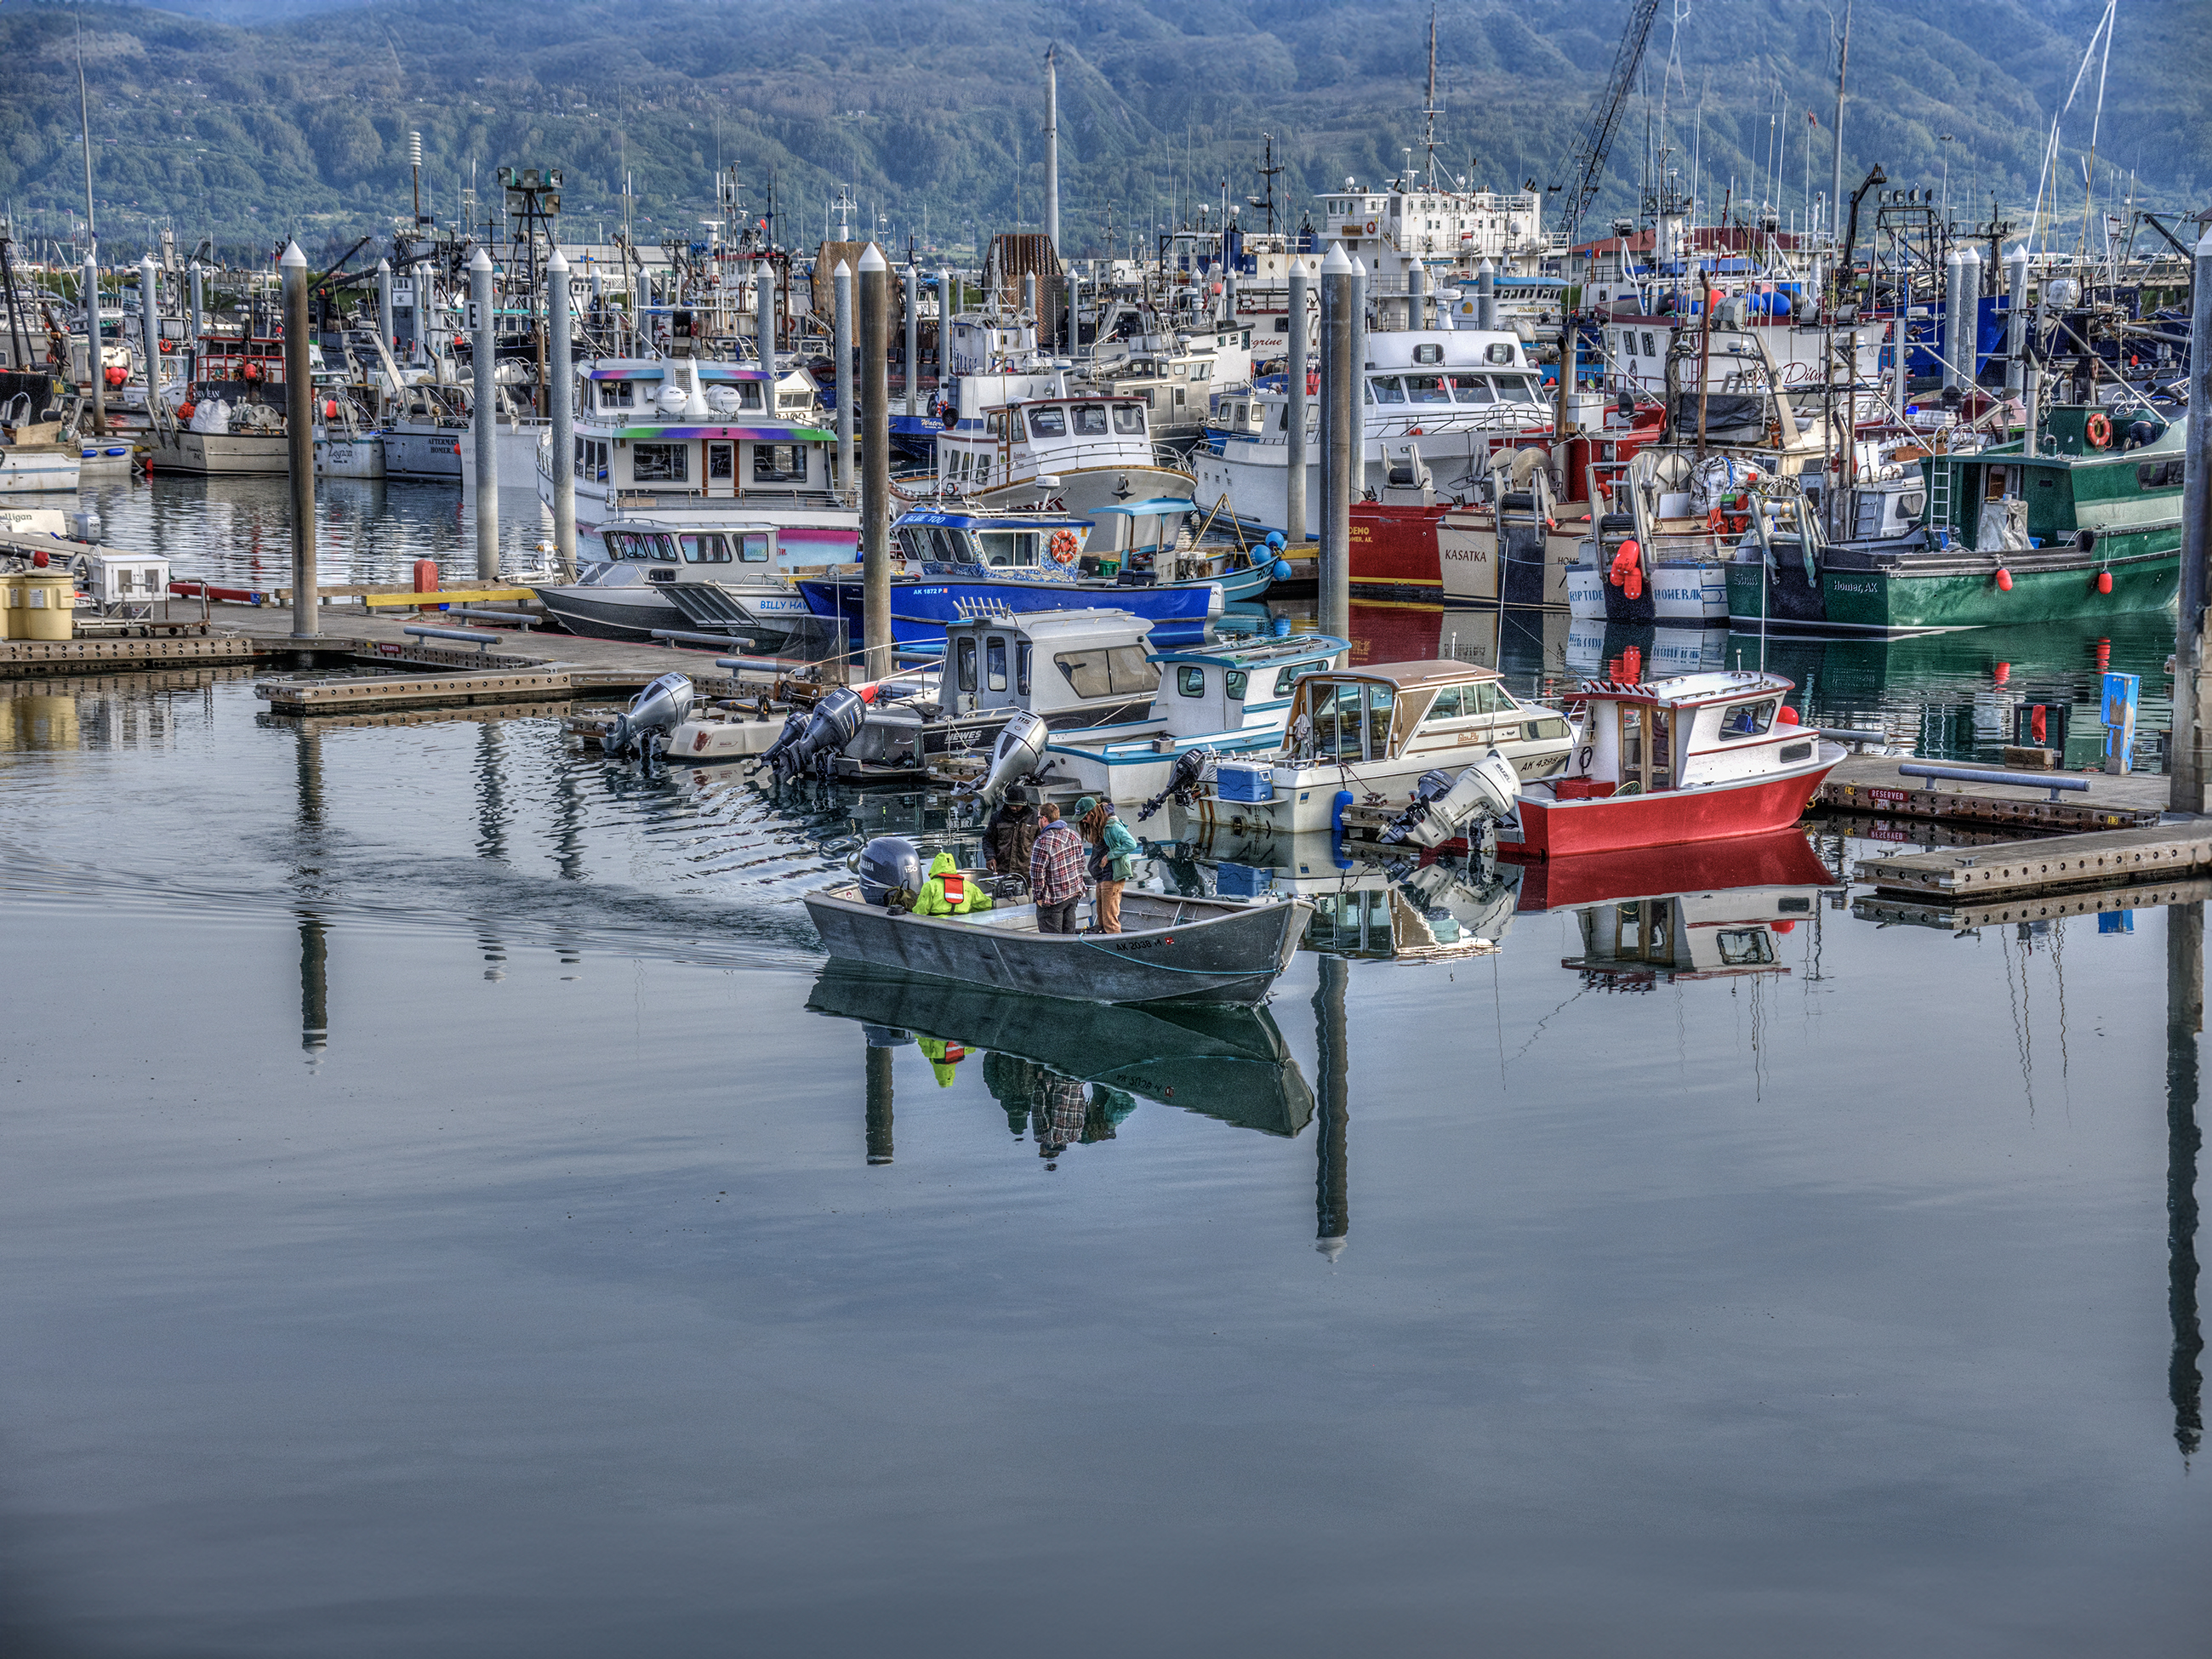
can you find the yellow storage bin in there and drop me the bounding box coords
[0,571,19,641]
[18,570,75,641]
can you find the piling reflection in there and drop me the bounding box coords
[294,725,329,1056]
[806,963,1314,1155]
[1314,954,1350,1260]
[2169,902,2203,1459]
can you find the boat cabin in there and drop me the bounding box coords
[1922,409,2185,553]
[1558,670,1813,796]
[1286,660,1571,776]
[893,508,1094,572]
[1083,498,1196,573]
[574,359,835,500]
[598,522,789,579]
[941,609,1160,724]
[935,383,1155,497]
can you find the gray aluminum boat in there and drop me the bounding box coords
[801,881,1310,1006]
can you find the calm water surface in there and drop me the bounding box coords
[4,475,2201,1653]
[0,661,2205,1656]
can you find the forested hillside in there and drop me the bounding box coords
[4,0,2202,263]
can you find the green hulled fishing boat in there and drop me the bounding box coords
[1727,405,2185,635]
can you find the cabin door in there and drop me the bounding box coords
[1616,704,1673,793]
[707,442,736,498]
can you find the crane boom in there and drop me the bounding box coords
[1557,0,1664,249]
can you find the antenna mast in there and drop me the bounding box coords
[1422,7,1442,191]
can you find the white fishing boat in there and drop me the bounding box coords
[1191,328,1552,536]
[1168,660,1575,838]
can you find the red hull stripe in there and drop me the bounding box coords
[1513,761,1837,858]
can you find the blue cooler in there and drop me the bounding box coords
[1214,761,1275,804]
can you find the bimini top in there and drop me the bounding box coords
[1315,658,1504,689]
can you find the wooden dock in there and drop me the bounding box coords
[1854,822,2212,898]
[1817,752,2169,830]
[1854,876,2212,933]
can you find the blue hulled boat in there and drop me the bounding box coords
[798,505,1288,649]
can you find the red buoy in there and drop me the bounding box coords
[1776,704,1801,725]
[1771,920,1796,934]
[31,550,48,567]
[2096,570,2113,594]
[1995,568,2013,591]
[1994,661,2011,686]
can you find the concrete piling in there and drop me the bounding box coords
[281,242,318,638]
[547,248,576,581]
[1286,258,1309,544]
[834,260,855,503]
[858,244,892,681]
[469,247,498,579]
[1320,244,1356,650]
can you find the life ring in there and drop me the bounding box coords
[1048,529,1080,565]
[2084,409,2112,448]
[159,338,174,354]
[1365,219,1378,236]
[241,361,263,382]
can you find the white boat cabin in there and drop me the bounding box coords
[1560,670,1817,796]
[934,372,1155,497]
[1287,660,1571,777]
[941,609,1161,723]
[572,358,834,499]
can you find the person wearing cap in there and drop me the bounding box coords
[1027,799,1087,935]
[982,784,1040,881]
[1076,795,1139,935]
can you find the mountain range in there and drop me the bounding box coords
[3,0,2203,265]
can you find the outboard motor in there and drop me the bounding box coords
[605,672,695,761]
[765,686,867,784]
[1379,750,1521,849]
[856,835,925,909]
[1134,745,1217,824]
[979,710,1049,807]
[755,708,812,774]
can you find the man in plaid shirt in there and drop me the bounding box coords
[1027,801,1087,934]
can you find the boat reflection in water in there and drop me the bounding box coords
[805,961,1316,1159]
[1514,828,1844,987]
[1154,830,1520,960]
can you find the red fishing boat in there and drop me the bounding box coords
[1504,670,1840,859]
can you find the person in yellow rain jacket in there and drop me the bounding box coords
[915,1035,969,1086]
[913,850,995,917]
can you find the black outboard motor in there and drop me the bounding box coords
[1134,745,1217,824]
[755,709,812,775]
[857,835,925,909]
[764,687,867,784]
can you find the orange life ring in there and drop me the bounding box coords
[1365,219,1378,236]
[1048,528,1080,564]
[2084,409,2112,448]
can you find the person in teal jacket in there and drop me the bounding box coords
[913,850,995,917]
[1075,796,1140,934]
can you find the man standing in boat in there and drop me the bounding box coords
[982,784,1040,880]
[1028,801,1087,935]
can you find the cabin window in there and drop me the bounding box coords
[955,638,977,693]
[601,381,634,408]
[1985,467,2008,500]
[633,442,687,483]
[708,442,734,482]
[977,530,1039,566]
[1411,343,1443,365]
[1073,404,1109,436]
[1371,377,1406,404]
[1640,332,1656,359]
[644,536,679,562]
[1054,646,1159,698]
[1273,667,1303,696]
[1716,929,1776,967]
[1720,699,1778,739]
[1897,491,1925,517]
[1779,741,1813,763]
[1492,374,1540,402]
[1448,374,1495,405]
[1225,670,1247,701]
[752,443,808,482]
[1178,665,1206,698]
[1422,686,1464,721]
[1404,373,1451,405]
[986,636,1008,692]
[739,534,770,563]
[1028,406,1068,439]
[1018,642,1031,697]
[894,527,929,560]
[678,533,732,564]
[2140,459,2184,490]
